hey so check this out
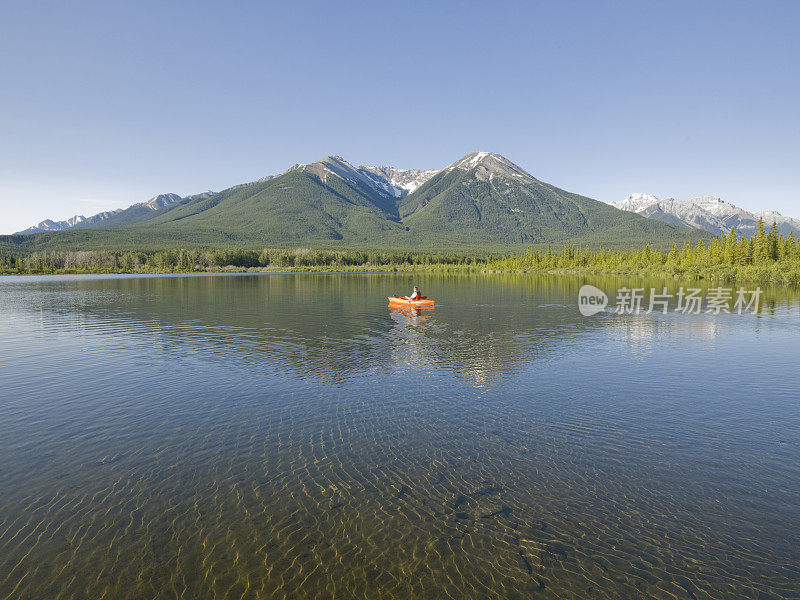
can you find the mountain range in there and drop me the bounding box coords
[17,163,442,236]
[5,152,712,252]
[613,193,800,237]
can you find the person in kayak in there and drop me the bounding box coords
[407,286,421,301]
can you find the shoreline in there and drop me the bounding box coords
[5,229,800,285]
[3,262,800,285]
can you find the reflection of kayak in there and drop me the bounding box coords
[388,295,435,308]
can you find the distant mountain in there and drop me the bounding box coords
[755,210,800,236]
[613,193,800,237]
[69,191,217,231]
[18,193,184,234]
[7,152,711,251]
[18,210,122,234]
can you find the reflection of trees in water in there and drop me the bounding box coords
[607,314,724,360]
[12,272,800,384]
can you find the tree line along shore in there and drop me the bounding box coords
[3,222,800,285]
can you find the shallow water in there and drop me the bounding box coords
[0,272,798,599]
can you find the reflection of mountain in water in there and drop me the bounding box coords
[387,306,522,385]
[7,273,797,385]
[3,274,587,384]
[387,304,545,385]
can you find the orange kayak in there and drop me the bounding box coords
[388,295,435,308]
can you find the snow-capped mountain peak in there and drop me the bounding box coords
[613,193,661,212]
[612,193,800,237]
[294,156,440,199]
[357,165,439,198]
[446,151,537,183]
[18,210,124,235]
[142,193,182,211]
[294,155,379,192]
[16,195,182,234]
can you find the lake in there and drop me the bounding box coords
[0,272,798,599]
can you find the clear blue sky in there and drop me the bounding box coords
[1,0,798,233]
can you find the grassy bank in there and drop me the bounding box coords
[4,263,799,285]
[3,222,800,285]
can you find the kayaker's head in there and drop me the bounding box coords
[413,286,419,291]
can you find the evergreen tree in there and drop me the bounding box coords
[782,232,795,261]
[753,217,769,263]
[694,241,707,266]
[767,221,779,261]
[725,227,738,265]
[666,243,679,265]
[738,234,752,265]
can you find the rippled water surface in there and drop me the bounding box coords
[1,273,798,599]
